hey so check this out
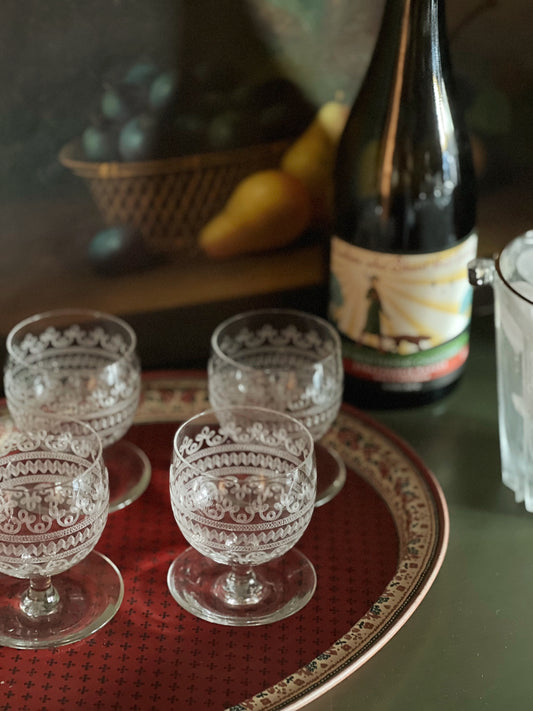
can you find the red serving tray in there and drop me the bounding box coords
[1,372,448,710]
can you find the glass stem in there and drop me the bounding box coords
[20,576,61,618]
[217,566,265,607]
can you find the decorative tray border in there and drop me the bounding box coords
[136,371,449,711]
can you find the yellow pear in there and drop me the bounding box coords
[316,100,350,142]
[281,101,349,223]
[199,169,312,259]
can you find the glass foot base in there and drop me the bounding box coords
[315,441,346,507]
[167,547,316,626]
[0,552,124,649]
[105,439,151,512]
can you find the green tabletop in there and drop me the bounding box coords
[307,312,533,710]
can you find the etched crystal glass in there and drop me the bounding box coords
[208,308,345,506]
[168,406,317,626]
[0,417,123,648]
[4,309,151,511]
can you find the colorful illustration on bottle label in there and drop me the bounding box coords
[329,234,478,383]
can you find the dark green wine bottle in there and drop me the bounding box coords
[329,0,477,409]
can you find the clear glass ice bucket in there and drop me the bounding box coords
[470,231,533,510]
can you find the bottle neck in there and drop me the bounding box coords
[334,0,476,251]
[375,0,448,75]
[358,0,453,137]
[378,0,451,211]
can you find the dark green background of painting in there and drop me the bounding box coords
[0,0,379,200]
[2,0,531,202]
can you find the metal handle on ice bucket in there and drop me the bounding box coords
[468,258,495,288]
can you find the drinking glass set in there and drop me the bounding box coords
[0,307,345,646]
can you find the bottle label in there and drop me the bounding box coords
[329,233,478,384]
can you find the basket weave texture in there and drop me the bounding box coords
[59,140,289,254]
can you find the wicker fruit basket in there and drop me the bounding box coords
[59,139,290,255]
